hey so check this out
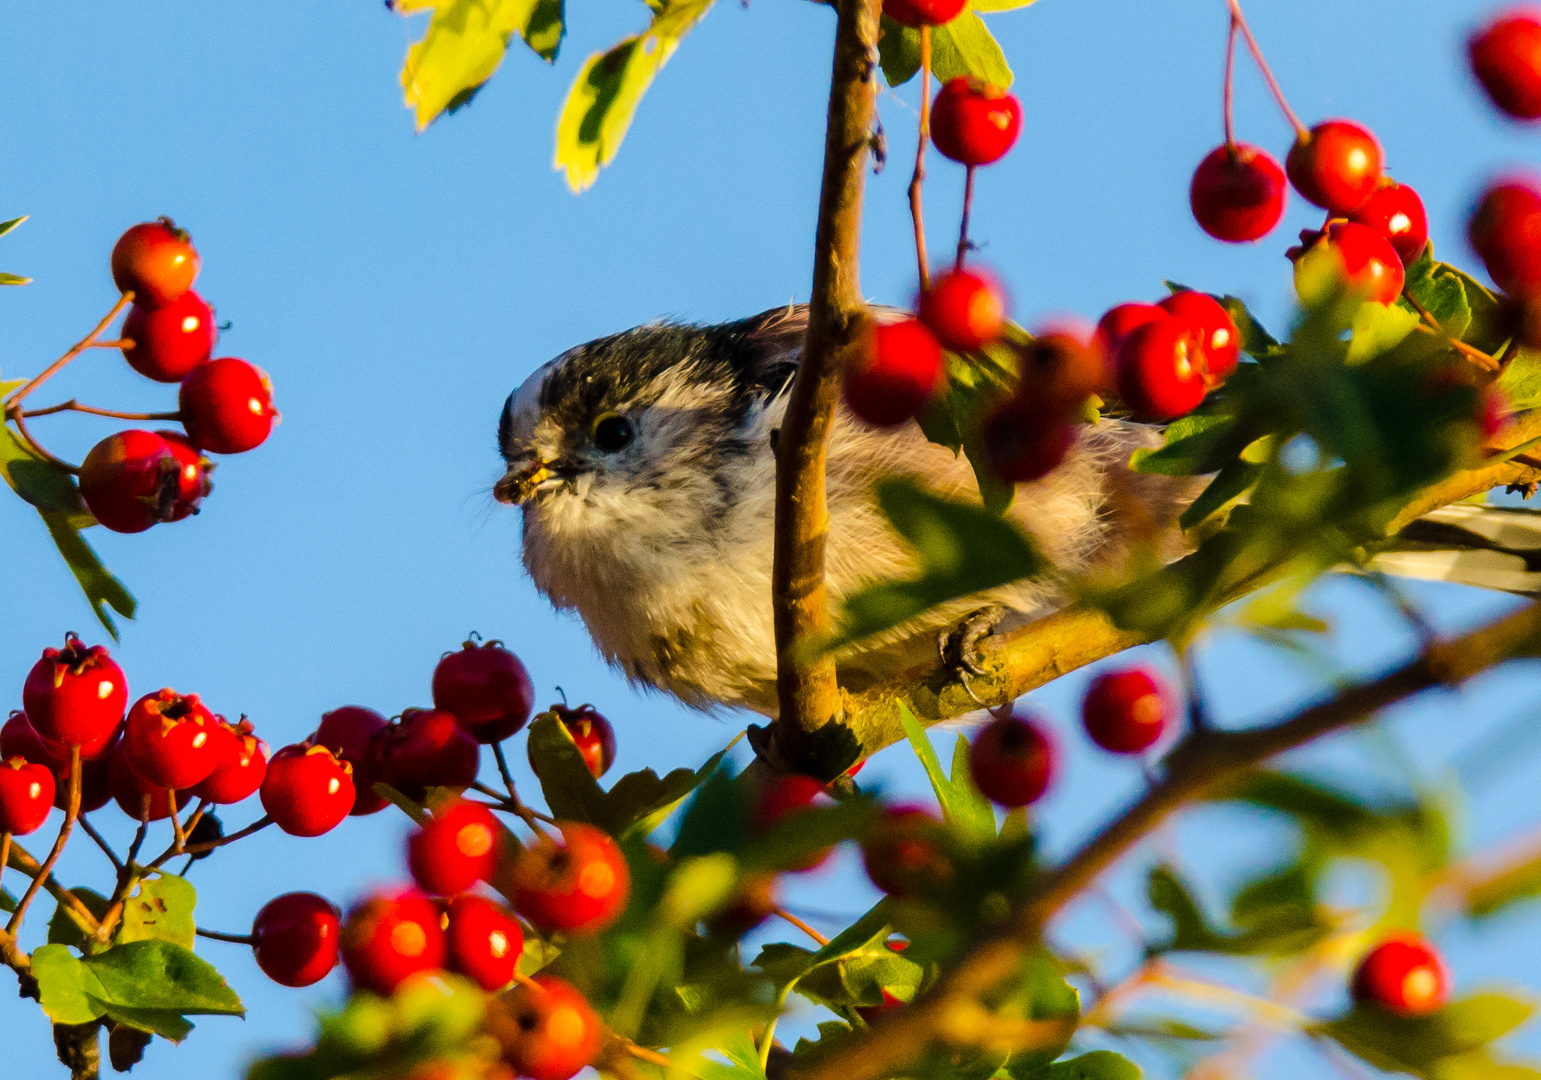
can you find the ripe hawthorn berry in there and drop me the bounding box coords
[1082,668,1170,754]
[179,357,277,454]
[1116,317,1209,421]
[191,717,269,804]
[982,399,1076,484]
[22,635,127,756]
[445,894,524,992]
[1094,303,1165,363]
[1348,181,1430,267]
[546,704,616,779]
[0,757,56,834]
[156,430,214,521]
[377,708,480,801]
[930,78,1022,166]
[1470,10,1541,120]
[1351,934,1450,1017]
[486,975,602,1080]
[1470,177,1541,292]
[1297,220,1406,306]
[407,799,501,896]
[1158,291,1240,381]
[111,219,200,307]
[341,888,447,996]
[506,822,630,935]
[1015,325,1109,406]
[4,713,117,815]
[54,747,116,814]
[918,268,1007,352]
[252,891,342,987]
[1286,120,1384,215]
[882,0,966,29]
[1189,143,1289,242]
[313,705,390,815]
[108,741,191,822]
[261,744,355,837]
[968,710,1054,807]
[861,804,952,898]
[844,318,944,428]
[79,430,187,534]
[121,290,215,383]
[432,640,535,744]
[123,689,220,790]
[752,775,832,872]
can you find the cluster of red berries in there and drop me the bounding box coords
[79,220,277,534]
[1093,289,1241,422]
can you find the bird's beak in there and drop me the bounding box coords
[493,459,552,505]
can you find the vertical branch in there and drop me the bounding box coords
[8,746,81,934]
[955,165,976,270]
[770,0,883,763]
[910,27,933,292]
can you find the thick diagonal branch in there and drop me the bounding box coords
[770,0,883,758]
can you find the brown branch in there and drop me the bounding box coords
[5,839,101,936]
[788,599,1541,1080]
[8,747,82,934]
[909,27,932,293]
[20,400,181,422]
[770,0,883,766]
[3,293,134,410]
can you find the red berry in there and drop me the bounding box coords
[55,749,115,814]
[1082,668,1170,754]
[882,0,966,29]
[918,268,1007,352]
[844,319,944,428]
[252,892,342,987]
[855,989,908,1025]
[377,708,480,802]
[982,400,1076,484]
[1352,934,1449,1017]
[408,799,502,896]
[968,710,1054,807]
[313,706,391,815]
[79,430,183,534]
[261,744,355,837]
[432,641,535,744]
[1298,220,1406,306]
[1470,10,1541,120]
[548,704,615,779]
[108,741,191,821]
[445,894,524,992]
[341,888,446,996]
[21,635,127,756]
[179,357,277,454]
[1158,291,1240,381]
[154,430,214,522]
[506,822,630,935]
[1116,317,1208,421]
[1094,303,1166,364]
[1470,177,1541,292]
[2,711,60,767]
[123,689,221,790]
[0,712,111,812]
[120,291,215,382]
[0,757,56,834]
[931,78,1022,166]
[1015,326,1110,406]
[486,975,602,1080]
[1189,143,1288,242]
[1286,120,1384,214]
[111,219,200,307]
[1347,181,1429,267]
[752,775,832,872]
[860,804,951,898]
[191,717,269,804]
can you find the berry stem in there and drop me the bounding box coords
[1224,0,1308,139]
[6,746,81,935]
[20,400,182,422]
[77,817,123,874]
[492,742,519,800]
[194,927,256,946]
[8,413,81,474]
[772,905,830,946]
[1222,11,1238,147]
[168,795,187,853]
[955,165,977,271]
[2,293,134,411]
[909,26,933,293]
[149,814,272,869]
[1179,651,1210,734]
[86,339,132,350]
[1402,289,1501,372]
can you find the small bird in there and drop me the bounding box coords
[494,305,1201,716]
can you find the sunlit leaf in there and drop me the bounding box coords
[40,509,136,641]
[397,0,565,130]
[878,8,1013,87]
[117,873,197,949]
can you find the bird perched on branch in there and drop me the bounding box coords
[494,305,1200,716]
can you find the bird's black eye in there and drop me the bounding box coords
[590,413,635,453]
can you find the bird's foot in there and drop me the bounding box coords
[937,604,1007,705]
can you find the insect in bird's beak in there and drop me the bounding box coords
[493,460,552,504]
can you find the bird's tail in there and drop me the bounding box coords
[1370,503,1541,596]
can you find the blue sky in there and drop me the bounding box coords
[1,0,1539,1076]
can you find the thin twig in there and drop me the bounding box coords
[955,165,976,271]
[77,817,123,874]
[3,293,134,409]
[774,905,831,946]
[4,839,101,936]
[0,833,10,891]
[150,815,271,869]
[20,400,181,422]
[1222,11,1238,147]
[87,339,133,350]
[195,927,256,946]
[9,412,80,473]
[1403,289,1500,372]
[1224,0,1306,137]
[7,746,82,934]
[909,26,933,293]
[493,743,519,800]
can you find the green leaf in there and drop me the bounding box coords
[1178,458,1263,530]
[39,509,136,640]
[1001,952,1081,1075]
[0,886,14,912]
[32,944,103,1025]
[1129,411,1246,477]
[117,873,197,949]
[878,9,1013,87]
[48,888,111,948]
[0,215,27,238]
[397,0,565,131]
[0,272,30,286]
[85,940,244,1017]
[1026,1051,1142,1080]
[901,704,994,841]
[1347,300,1420,365]
[0,421,93,523]
[98,1003,195,1042]
[554,0,715,192]
[823,477,1045,652]
[1315,994,1538,1080]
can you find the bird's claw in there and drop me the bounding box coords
[937,605,1006,704]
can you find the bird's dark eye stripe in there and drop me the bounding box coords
[591,413,635,453]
